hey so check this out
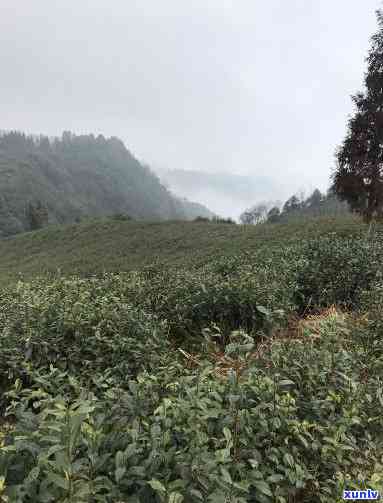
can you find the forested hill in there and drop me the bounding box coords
[0,131,214,237]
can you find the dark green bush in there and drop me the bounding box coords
[111,213,132,221]
[1,314,382,502]
[138,258,295,346]
[294,235,383,311]
[0,276,169,400]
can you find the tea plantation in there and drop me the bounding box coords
[0,217,382,502]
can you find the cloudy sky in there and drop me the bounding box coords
[1,0,381,213]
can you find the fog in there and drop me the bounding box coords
[0,0,380,216]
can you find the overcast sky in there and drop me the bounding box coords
[1,0,381,207]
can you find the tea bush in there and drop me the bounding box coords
[135,247,301,346]
[1,314,382,502]
[294,235,383,311]
[0,276,170,402]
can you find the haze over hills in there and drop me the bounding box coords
[153,167,288,220]
[0,131,214,237]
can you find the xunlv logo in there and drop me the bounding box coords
[343,489,380,500]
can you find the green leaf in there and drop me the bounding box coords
[253,480,273,497]
[207,489,228,502]
[223,427,232,442]
[279,379,295,387]
[25,466,40,484]
[72,480,91,499]
[267,474,284,484]
[283,453,294,467]
[190,489,204,500]
[220,467,232,484]
[48,472,69,490]
[115,467,126,483]
[115,450,125,468]
[169,492,184,503]
[256,305,270,316]
[297,434,308,449]
[148,479,167,494]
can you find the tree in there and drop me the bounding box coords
[239,210,254,224]
[62,131,73,144]
[267,206,281,223]
[38,135,51,152]
[306,189,323,209]
[304,189,324,215]
[283,195,301,214]
[240,203,268,225]
[26,200,49,230]
[333,10,383,222]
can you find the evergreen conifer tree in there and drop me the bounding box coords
[333,10,383,221]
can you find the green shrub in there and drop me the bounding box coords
[294,235,383,311]
[0,276,170,401]
[111,213,132,221]
[138,257,295,346]
[1,315,382,502]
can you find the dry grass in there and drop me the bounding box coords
[296,305,345,337]
[178,306,348,380]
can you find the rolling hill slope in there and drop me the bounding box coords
[0,214,367,286]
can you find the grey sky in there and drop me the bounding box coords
[1,0,381,210]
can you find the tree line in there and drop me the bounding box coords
[239,188,348,225]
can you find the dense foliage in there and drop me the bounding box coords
[1,226,383,502]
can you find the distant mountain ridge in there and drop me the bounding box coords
[153,167,283,219]
[0,131,214,237]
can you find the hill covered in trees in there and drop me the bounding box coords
[240,188,349,224]
[0,131,214,237]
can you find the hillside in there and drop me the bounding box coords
[0,131,214,237]
[0,214,366,286]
